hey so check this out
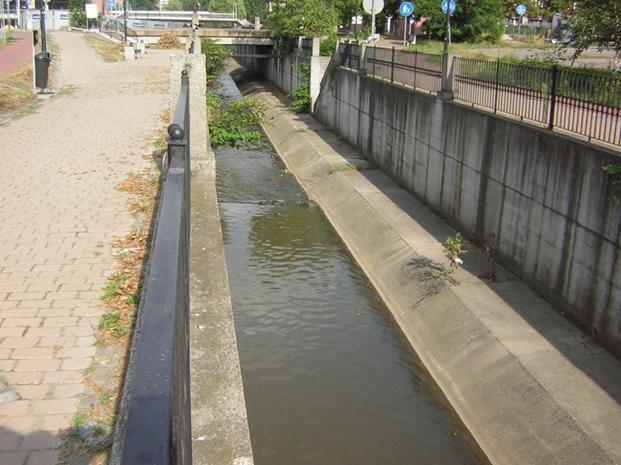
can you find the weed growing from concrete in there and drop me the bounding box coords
[289,63,311,113]
[444,233,467,269]
[603,164,621,202]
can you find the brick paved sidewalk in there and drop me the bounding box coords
[0,31,170,464]
[0,30,33,76]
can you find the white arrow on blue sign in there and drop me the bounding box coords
[441,0,456,14]
[516,3,527,15]
[399,2,414,17]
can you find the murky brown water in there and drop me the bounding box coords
[215,74,486,465]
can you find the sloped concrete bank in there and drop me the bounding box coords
[242,81,621,465]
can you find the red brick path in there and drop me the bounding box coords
[0,30,33,76]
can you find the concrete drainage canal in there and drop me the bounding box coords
[214,71,488,465]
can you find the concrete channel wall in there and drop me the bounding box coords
[313,66,621,357]
[172,53,255,465]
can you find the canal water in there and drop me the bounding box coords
[215,73,486,465]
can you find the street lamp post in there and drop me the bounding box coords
[40,0,48,52]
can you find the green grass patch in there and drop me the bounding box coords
[98,392,112,406]
[208,95,270,147]
[71,413,89,437]
[84,34,124,62]
[330,162,377,174]
[102,273,127,301]
[403,39,552,56]
[98,311,121,330]
[0,30,15,52]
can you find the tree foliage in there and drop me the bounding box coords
[333,0,361,26]
[68,0,86,27]
[266,0,338,39]
[565,0,621,62]
[131,0,158,10]
[415,0,504,42]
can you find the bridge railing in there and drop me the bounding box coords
[115,10,237,20]
[117,68,192,465]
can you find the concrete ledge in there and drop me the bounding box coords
[177,54,254,464]
[245,82,621,465]
[189,147,254,465]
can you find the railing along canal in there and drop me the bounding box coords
[337,43,621,147]
[118,69,192,465]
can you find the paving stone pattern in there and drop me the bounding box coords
[0,32,170,464]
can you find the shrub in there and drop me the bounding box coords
[202,39,231,84]
[320,35,337,56]
[208,97,270,147]
[289,63,311,113]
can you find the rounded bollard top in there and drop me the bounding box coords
[168,123,185,140]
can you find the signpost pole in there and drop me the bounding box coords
[371,0,376,39]
[40,0,46,52]
[123,0,128,43]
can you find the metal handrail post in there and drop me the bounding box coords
[391,46,395,83]
[548,65,558,130]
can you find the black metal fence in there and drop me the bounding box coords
[453,57,621,146]
[338,42,361,70]
[367,46,443,93]
[337,43,442,94]
[300,38,313,56]
[119,69,192,465]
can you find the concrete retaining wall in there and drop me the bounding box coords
[313,67,621,356]
[235,49,308,96]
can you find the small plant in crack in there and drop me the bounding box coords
[444,233,467,269]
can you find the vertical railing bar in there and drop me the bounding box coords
[549,64,558,130]
[391,46,395,83]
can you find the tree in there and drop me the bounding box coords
[163,0,195,10]
[267,0,338,39]
[415,0,504,42]
[244,0,269,19]
[502,0,572,20]
[68,0,86,27]
[132,0,158,9]
[564,0,621,64]
[333,0,361,26]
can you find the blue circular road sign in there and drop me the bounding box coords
[399,2,414,17]
[441,0,456,15]
[516,3,527,15]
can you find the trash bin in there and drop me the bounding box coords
[34,51,51,89]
